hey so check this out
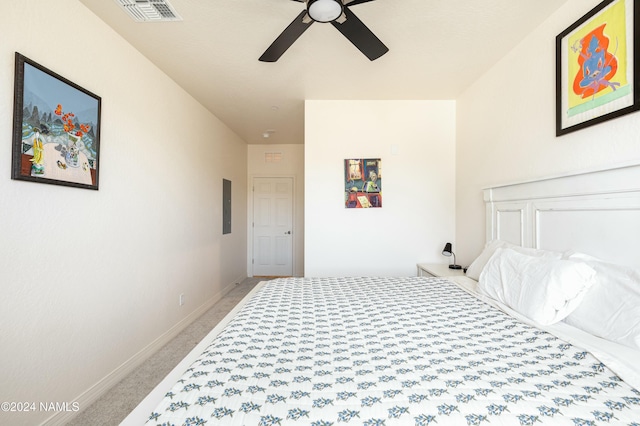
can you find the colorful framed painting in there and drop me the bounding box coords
[344,158,382,208]
[11,52,101,189]
[556,0,639,136]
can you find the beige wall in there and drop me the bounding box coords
[304,100,457,276]
[456,0,640,266]
[0,1,247,424]
[247,144,305,276]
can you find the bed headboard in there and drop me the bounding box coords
[484,164,640,270]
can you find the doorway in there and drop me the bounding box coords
[252,177,294,276]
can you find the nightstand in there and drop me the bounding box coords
[417,263,466,278]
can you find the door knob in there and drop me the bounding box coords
[285,231,291,234]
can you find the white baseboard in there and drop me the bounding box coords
[121,279,266,425]
[41,280,240,426]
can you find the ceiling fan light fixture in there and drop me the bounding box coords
[307,0,343,23]
[259,0,388,62]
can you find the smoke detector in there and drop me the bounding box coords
[115,0,182,22]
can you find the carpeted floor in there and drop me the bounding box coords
[67,277,264,426]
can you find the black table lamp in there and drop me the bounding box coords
[442,242,462,269]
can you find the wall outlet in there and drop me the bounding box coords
[179,293,185,306]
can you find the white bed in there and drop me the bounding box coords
[122,164,640,425]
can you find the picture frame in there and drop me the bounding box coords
[11,52,101,190]
[556,0,639,136]
[344,158,382,208]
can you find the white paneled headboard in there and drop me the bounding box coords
[484,164,640,270]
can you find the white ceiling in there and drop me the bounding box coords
[78,0,569,145]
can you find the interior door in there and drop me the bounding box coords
[252,177,293,276]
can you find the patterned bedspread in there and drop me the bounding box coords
[147,277,640,425]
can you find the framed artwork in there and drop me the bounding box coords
[556,0,639,136]
[344,158,382,208]
[11,52,101,189]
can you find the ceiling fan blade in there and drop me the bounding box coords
[331,7,388,61]
[260,10,314,62]
[344,0,377,6]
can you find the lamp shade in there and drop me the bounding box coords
[307,0,343,22]
[442,242,462,269]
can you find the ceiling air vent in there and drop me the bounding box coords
[115,0,182,22]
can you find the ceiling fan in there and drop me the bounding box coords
[259,0,388,62]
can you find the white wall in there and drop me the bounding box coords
[456,0,640,266]
[248,144,305,276]
[0,1,247,425]
[305,100,457,277]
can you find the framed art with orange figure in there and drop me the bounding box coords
[556,0,639,136]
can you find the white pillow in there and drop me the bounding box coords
[465,239,562,281]
[478,248,595,325]
[563,252,640,350]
